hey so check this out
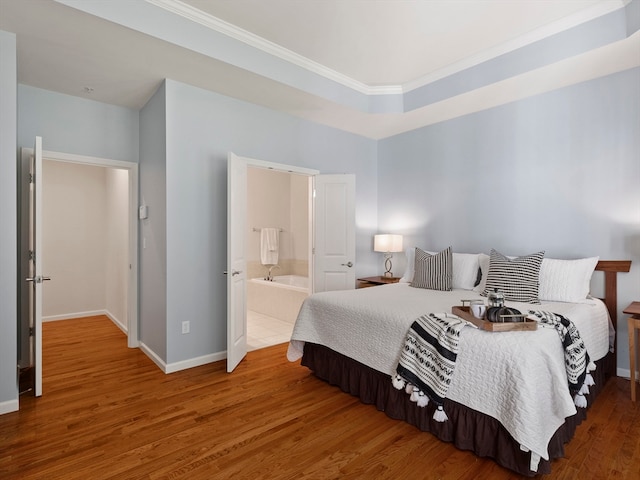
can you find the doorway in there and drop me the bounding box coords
[245,167,312,351]
[18,147,139,397]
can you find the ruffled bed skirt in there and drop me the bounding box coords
[301,343,609,477]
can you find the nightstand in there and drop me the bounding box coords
[357,276,401,288]
[625,301,640,401]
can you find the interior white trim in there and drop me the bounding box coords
[403,0,628,92]
[138,342,226,374]
[146,0,380,95]
[147,0,627,96]
[0,399,19,415]
[165,351,227,374]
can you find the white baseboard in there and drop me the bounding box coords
[617,367,638,380]
[165,351,226,374]
[0,398,19,415]
[43,309,128,335]
[138,342,226,374]
[138,342,167,372]
[104,310,128,334]
[43,310,107,322]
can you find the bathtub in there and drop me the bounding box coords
[247,275,309,324]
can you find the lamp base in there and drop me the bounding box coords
[383,255,393,278]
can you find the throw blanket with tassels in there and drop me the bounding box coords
[393,313,472,422]
[528,310,596,407]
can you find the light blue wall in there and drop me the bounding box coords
[378,67,640,370]
[139,83,168,359]
[18,85,139,161]
[161,79,378,363]
[0,30,18,413]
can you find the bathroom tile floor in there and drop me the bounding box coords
[247,310,294,351]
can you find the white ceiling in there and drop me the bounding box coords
[1,0,638,139]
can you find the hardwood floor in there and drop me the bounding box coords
[1,316,638,479]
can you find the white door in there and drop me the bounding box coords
[27,136,49,397]
[226,153,248,372]
[313,175,356,292]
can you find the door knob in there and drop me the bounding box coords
[25,276,51,284]
[232,270,242,276]
[341,261,353,268]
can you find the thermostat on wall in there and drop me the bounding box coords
[139,205,148,220]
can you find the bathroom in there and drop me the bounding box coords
[246,167,312,350]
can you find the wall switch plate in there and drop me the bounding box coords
[181,321,190,334]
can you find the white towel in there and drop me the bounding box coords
[260,228,279,265]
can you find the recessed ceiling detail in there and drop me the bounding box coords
[1,0,638,139]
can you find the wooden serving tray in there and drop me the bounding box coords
[452,306,537,332]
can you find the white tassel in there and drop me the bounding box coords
[410,387,420,403]
[585,373,595,386]
[579,382,590,395]
[574,393,587,408]
[588,361,596,372]
[405,383,414,394]
[392,374,405,390]
[416,392,429,407]
[433,405,448,422]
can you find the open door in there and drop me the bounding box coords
[226,153,248,372]
[313,174,356,292]
[26,136,49,397]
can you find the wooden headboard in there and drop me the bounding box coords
[595,260,632,377]
[595,260,632,329]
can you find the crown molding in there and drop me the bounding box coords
[147,0,627,98]
[402,0,628,92]
[145,0,400,95]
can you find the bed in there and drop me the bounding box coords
[287,249,631,476]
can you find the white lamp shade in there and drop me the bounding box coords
[374,234,403,253]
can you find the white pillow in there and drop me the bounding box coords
[452,252,482,290]
[400,247,416,283]
[400,247,480,290]
[538,257,599,303]
[473,253,490,293]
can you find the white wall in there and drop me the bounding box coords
[42,161,129,327]
[105,168,129,328]
[42,161,107,317]
[290,174,310,262]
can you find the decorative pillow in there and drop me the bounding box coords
[481,249,545,303]
[538,257,599,303]
[410,247,452,291]
[401,248,478,290]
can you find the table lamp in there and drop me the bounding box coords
[374,234,403,277]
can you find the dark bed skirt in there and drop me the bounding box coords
[301,343,609,477]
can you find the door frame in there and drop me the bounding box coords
[19,148,139,348]
[226,154,318,372]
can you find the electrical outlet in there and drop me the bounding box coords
[181,321,190,334]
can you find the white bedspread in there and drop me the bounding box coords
[287,283,610,463]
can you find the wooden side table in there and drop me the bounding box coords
[357,276,400,288]
[624,301,640,401]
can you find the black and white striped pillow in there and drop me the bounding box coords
[481,249,545,304]
[410,247,452,291]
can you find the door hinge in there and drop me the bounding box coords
[29,173,34,184]
[29,327,34,337]
[29,250,35,261]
